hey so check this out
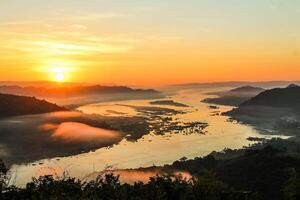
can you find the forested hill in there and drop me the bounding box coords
[241,85,300,109]
[0,93,66,118]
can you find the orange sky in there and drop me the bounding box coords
[0,0,299,86]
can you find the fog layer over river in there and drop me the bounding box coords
[9,87,287,186]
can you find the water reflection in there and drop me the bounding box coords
[84,169,193,184]
[77,104,138,116]
[9,87,288,186]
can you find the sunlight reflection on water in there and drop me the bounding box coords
[77,104,138,116]
[9,87,287,186]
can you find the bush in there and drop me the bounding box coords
[0,159,8,192]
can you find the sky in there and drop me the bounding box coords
[0,0,299,86]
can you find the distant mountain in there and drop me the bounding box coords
[240,85,300,108]
[172,81,300,89]
[0,85,161,98]
[226,84,300,136]
[202,86,265,106]
[286,83,299,88]
[228,86,265,94]
[0,93,67,118]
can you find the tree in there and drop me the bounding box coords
[0,159,8,192]
[283,168,300,200]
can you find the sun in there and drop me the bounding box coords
[55,73,65,82]
[44,65,74,82]
[50,66,69,82]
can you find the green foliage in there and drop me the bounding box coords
[283,168,300,200]
[1,173,252,200]
[0,93,66,118]
[165,145,300,200]
[193,171,228,200]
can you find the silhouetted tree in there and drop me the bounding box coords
[0,159,8,192]
[283,168,300,200]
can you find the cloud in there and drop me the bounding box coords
[1,33,135,57]
[52,122,121,143]
[0,10,126,27]
[70,24,88,30]
[0,19,53,27]
[39,123,58,131]
[71,13,126,21]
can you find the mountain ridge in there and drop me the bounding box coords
[240,85,300,109]
[226,84,300,136]
[0,85,160,98]
[202,86,265,106]
[0,93,67,118]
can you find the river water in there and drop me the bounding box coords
[9,87,287,186]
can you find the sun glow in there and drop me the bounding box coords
[55,73,65,82]
[49,67,71,82]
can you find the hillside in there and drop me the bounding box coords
[165,140,300,200]
[0,93,67,118]
[240,84,300,108]
[202,86,265,106]
[226,84,300,135]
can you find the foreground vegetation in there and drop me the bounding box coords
[1,138,300,200]
[0,170,258,200]
[166,146,300,200]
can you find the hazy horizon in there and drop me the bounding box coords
[1,0,300,85]
[1,79,300,88]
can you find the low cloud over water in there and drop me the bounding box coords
[0,111,126,165]
[52,122,121,143]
